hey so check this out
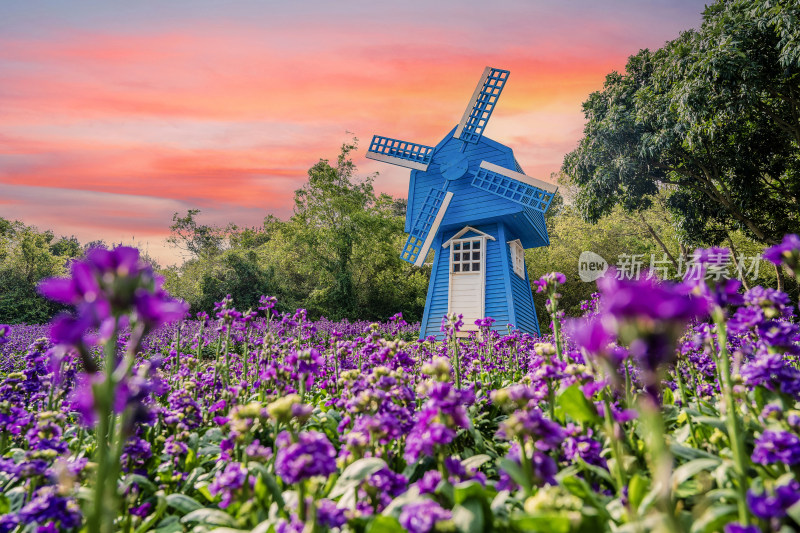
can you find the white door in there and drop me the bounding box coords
[449,237,485,331]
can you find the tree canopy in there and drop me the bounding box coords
[563,0,800,247]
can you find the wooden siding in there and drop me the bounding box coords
[504,224,541,336]
[421,223,514,340]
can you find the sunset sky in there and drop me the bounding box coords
[0,0,707,264]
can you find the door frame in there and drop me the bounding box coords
[442,226,495,332]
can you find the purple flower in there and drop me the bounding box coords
[565,317,615,357]
[17,487,82,531]
[744,286,791,318]
[316,499,346,529]
[597,273,707,398]
[39,246,188,356]
[275,431,337,484]
[742,350,800,399]
[498,443,557,489]
[757,321,800,351]
[534,272,566,293]
[129,502,152,518]
[763,234,800,275]
[399,500,452,533]
[751,430,800,465]
[746,479,800,520]
[724,524,760,533]
[0,324,9,345]
[208,462,248,508]
[497,408,566,450]
[599,274,708,324]
[415,470,443,495]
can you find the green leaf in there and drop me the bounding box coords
[0,494,8,515]
[693,416,727,432]
[576,458,614,488]
[671,458,720,487]
[154,516,184,533]
[557,384,601,424]
[122,473,158,494]
[365,515,405,533]
[512,513,570,533]
[134,492,168,533]
[166,493,204,515]
[787,498,800,526]
[461,454,491,472]
[662,387,675,406]
[689,504,738,533]
[670,443,720,461]
[452,497,486,533]
[181,509,238,527]
[627,474,650,510]
[329,457,387,500]
[499,458,530,493]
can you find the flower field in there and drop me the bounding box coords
[1,237,800,533]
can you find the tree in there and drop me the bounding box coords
[563,0,800,247]
[289,139,378,318]
[167,209,233,259]
[0,219,66,324]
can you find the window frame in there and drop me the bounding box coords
[450,236,484,275]
[508,239,525,279]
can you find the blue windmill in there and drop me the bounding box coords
[367,67,557,339]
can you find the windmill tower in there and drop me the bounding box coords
[367,67,557,339]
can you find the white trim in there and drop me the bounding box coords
[366,151,430,171]
[508,239,525,279]
[454,66,491,141]
[479,161,558,194]
[446,232,487,331]
[412,191,453,267]
[442,225,496,248]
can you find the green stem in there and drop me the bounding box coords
[602,393,627,494]
[640,399,682,533]
[713,316,750,526]
[89,325,118,533]
[517,437,533,496]
[675,363,700,447]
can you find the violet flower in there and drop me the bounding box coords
[399,500,452,533]
[274,430,337,484]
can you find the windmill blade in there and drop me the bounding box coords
[471,161,557,213]
[454,67,510,144]
[400,188,454,267]
[365,135,434,171]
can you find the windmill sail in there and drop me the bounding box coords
[471,161,557,213]
[400,188,454,267]
[366,135,434,171]
[454,67,510,144]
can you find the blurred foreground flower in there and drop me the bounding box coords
[37,246,187,533]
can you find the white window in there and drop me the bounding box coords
[509,239,525,279]
[452,238,482,273]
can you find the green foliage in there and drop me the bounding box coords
[162,140,429,321]
[0,219,75,324]
[563,0,800,247]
